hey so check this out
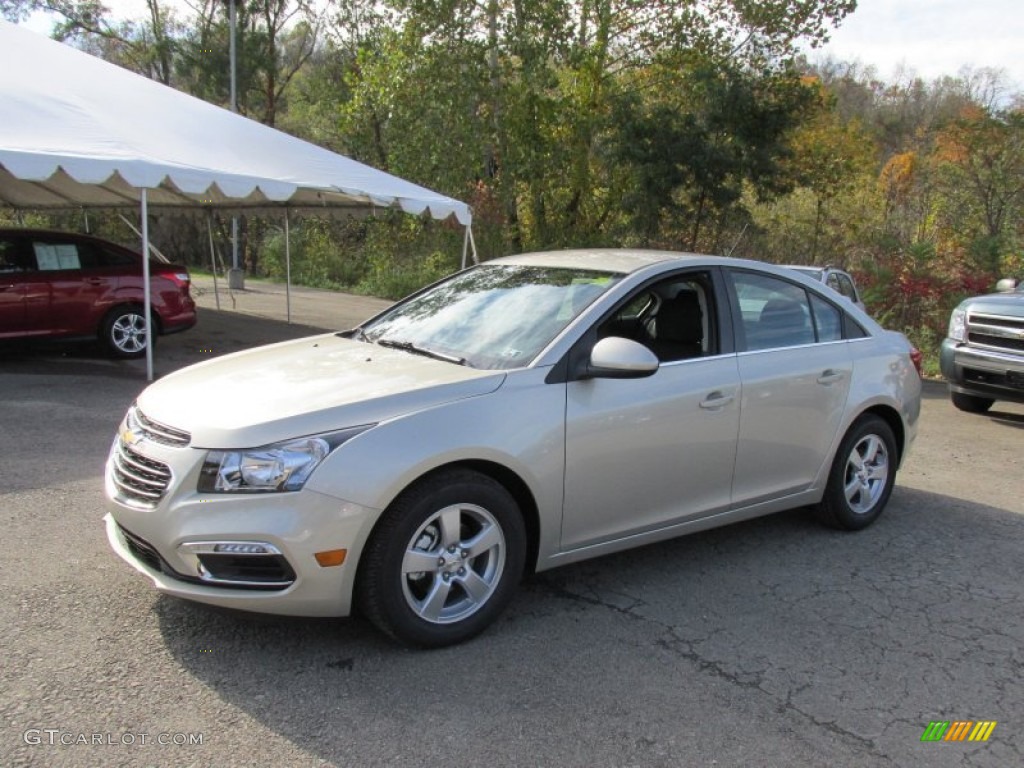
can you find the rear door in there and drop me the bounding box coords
[27,236,118,335]
[727,269,852,507]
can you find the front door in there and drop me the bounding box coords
[560,270,741,550]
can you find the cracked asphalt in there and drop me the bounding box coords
[1,281,1022,767]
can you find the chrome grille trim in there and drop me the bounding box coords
[130,406,191,447]
[966,312,1024,354]
[111,439,172,508]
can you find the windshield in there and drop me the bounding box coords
[361,264,622,369]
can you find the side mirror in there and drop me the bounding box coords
[995,278,1019,292]
[583,336,659,379]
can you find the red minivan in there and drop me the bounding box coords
[0,228,196,358]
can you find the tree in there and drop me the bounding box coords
[931,106,1024,273]
[174,0,320,126]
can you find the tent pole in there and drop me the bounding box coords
[207,212,221,311]
[285,211,292,324]
[461,225,469,269]
[142,189,154,382]
[468,224,479,265]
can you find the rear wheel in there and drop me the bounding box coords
[950,391,994,413]
[357,469,526,648]
[101,305,153,358]
[814,415,897,531]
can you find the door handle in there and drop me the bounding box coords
[699,391,735,410]
[85,278,103,285]
[817,369,844,385]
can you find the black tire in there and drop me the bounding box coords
[950,391,994,413]
[100,305,153,359]
[814,415,898,531]
[357,468,526,648]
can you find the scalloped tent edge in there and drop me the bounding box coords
[0,20,477,378]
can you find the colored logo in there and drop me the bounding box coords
[920,721,997,742]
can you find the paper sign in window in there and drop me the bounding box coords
[34,243,81,270]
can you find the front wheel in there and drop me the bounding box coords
[814,415,898,531]
[101,305,153,358]
[357,469,526,648]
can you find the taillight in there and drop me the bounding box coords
[157,271,191,289]
[909,346,923,376]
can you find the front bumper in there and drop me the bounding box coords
[105,434,381,617]
[940,339,1024,405]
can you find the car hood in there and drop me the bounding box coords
[962,291,1024,314]
[136,333,505,448]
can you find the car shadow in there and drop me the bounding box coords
[921,378,1024,427]
[0,307,329,378]
[152,483,1024,765]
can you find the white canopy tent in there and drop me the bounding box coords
[0,20,476,378]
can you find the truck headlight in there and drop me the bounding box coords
[948,308,966,342]
[198,426,372,493]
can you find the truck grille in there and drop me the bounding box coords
[968,312,1024,353]
[110,439,172,509]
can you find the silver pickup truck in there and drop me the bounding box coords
[941,279,1024,412]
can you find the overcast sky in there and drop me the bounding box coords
[813,0,1024,89]
[21,0,1024,91]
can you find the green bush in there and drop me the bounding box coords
[260,220,369,289]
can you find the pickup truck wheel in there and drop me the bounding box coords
[357,469,526,648]
[814,415,897,531]
[950,391,994,413]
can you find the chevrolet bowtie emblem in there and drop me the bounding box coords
[121,427,140,445]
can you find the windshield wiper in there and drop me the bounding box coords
[377,338,467,366]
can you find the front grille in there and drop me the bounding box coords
[963,367,1024,391]
[119,525,166,572]
[967,312,1024,353]
[130,406,191,447]
[967,333,1024,352]
[110,439,172,509]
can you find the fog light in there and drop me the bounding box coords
[314,549,347,567]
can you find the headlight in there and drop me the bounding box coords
[198,426,372,493]
[948,308,966,342]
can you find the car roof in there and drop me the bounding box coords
[781,265,827,275]
[0,227,113,242]
[490,248,739,274]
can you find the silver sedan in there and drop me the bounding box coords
[105,250,922,647]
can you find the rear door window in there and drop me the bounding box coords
[32,241,82,271]
[731,272,815,351]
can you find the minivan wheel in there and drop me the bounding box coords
[358,469,526,648]
[101,305,152,358]
[950,391,994,413]
[814,415,897,531]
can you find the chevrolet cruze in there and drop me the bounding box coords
[105,250,921,647]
